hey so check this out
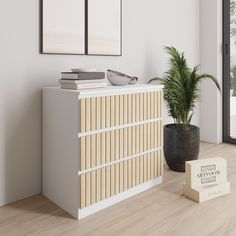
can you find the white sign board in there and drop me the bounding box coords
[185,157,227,188]
[184,157,230,203]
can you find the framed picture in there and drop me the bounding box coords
[41,0,122,56]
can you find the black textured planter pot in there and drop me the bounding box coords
[164,124,200,172]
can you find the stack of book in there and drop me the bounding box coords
[58,70,107,90]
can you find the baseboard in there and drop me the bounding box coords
[78,176,162,220]
[200,137,222,144]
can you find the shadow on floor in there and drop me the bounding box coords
[5,194,73,219]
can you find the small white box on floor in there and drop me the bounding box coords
[183,182,230,203]
[184,157,230,203]
[185,157,227,189]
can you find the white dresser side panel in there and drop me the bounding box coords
[43,89,79,218]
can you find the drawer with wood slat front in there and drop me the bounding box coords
[79,91,163,133]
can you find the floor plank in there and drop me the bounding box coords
[0,142,236,236]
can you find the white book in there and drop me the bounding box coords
[60,82,108,90]
[58,79,106,84]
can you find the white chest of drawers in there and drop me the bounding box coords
[43,84,163,219]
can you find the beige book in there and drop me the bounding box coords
[60,82,107,90]
[58,79,106,84]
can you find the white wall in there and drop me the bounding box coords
[0,0,199,205]
[199,0,223,144]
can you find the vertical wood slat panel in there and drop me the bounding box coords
[154,121,157,178]
[119,95,124,192]
[80,99,86,208]
[135,93,140,185]
[157,91,161,119]
[131,94,136,187]
[150,92,154,179]
[148,158,151,182]
[140,93,144,121]
[154,91,158,177]
[139,93,144,184]
[91,98,96,204]
[160,91,163,117]
[151,92,154,120]
[124,160,128,192]
[147,92,151,181]
[143,93,147,182]
[151,123,154,180]
[154,95,158,178]
[154,92,158,119]
[101,97,106,200]
[96,97,101,202]
[155,151,158,178]
[115,96,120,194]
[127,94,132,189]
[147,92,151,120]
[160,152,163,178]
[123,95,128,191]
[160,91,164,176]
[105,96,111,198]
[152,129,155,175]
[85,98,91,206]
[110,96,115,196]
[157,91,162,177]
[158,121,161,177]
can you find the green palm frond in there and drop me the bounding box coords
[149,47,221,126]
[194,73,221,92]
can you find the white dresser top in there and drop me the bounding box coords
[44,84,163,98]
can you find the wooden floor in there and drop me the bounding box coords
[1,142,236,236]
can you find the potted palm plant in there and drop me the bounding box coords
[149,47,221,172]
